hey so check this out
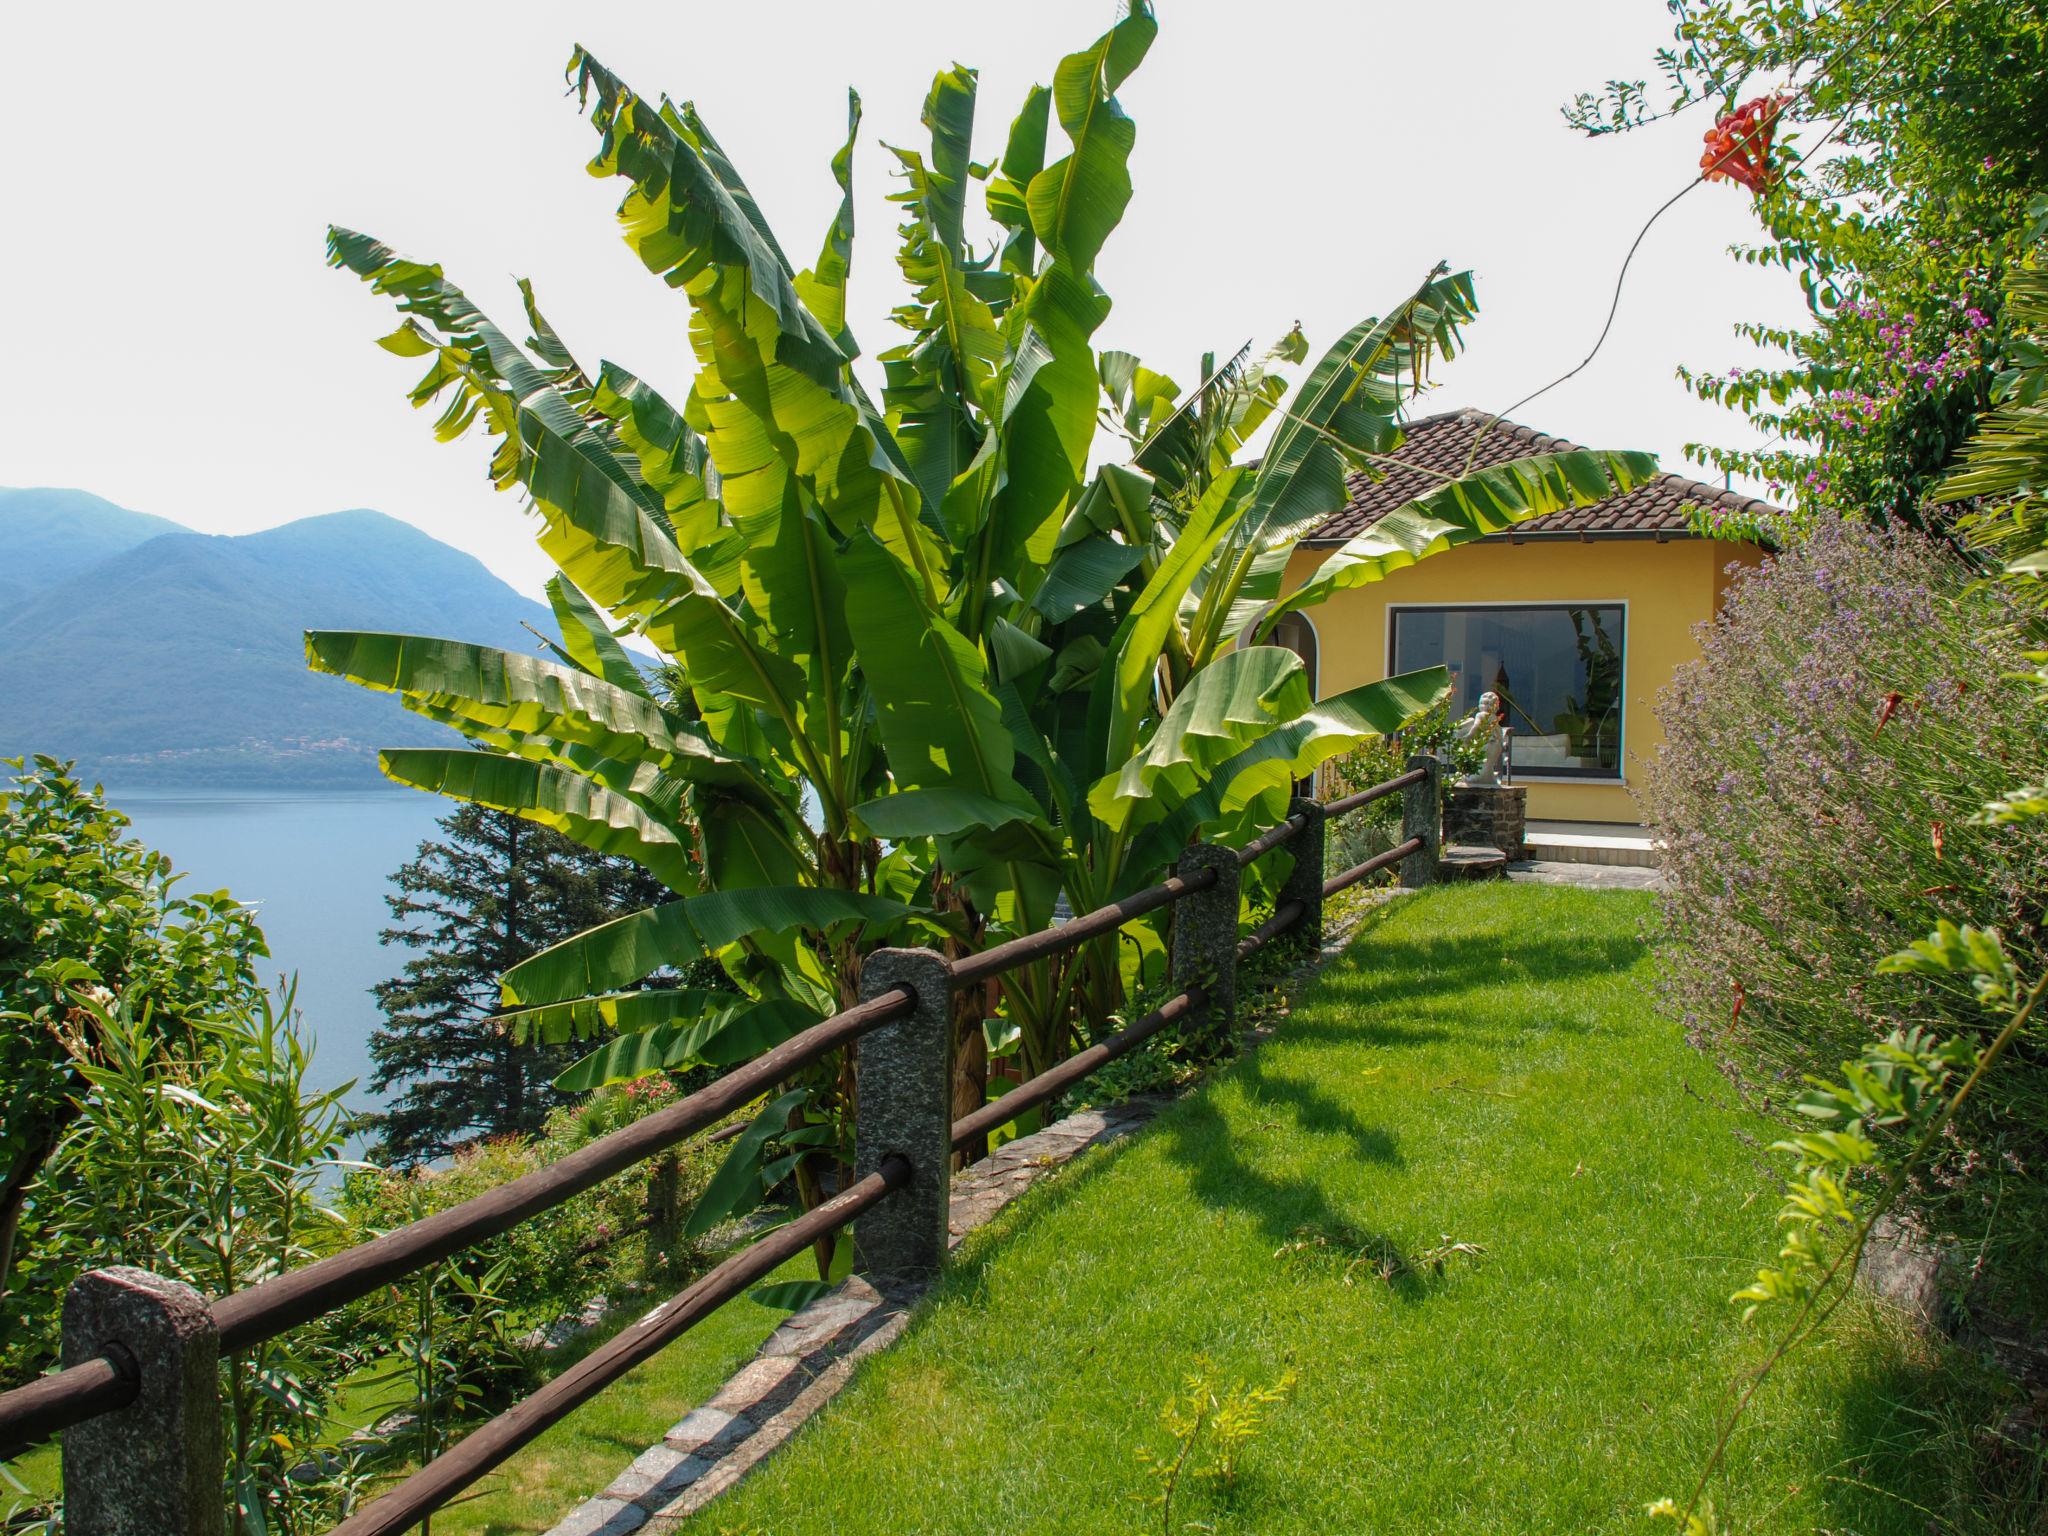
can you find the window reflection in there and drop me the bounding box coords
[1390,604,1625,777]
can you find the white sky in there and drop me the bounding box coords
[1,0,1808,598]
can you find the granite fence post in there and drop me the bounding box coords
[1172,842,1243,1049]
[1400,751,1442,888]
[1275,795,1325,953]
[61,1266,224,1536]
[853,948,954,1281]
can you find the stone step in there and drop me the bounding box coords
[1521,825,1660,868]
[1437,844,1508,881]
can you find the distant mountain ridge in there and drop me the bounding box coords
[0,490,558,787]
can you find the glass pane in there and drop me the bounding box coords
[1390,605,1624,776]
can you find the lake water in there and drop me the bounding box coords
[109,788,448,1125]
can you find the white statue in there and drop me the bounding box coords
[1453,690,1506,786]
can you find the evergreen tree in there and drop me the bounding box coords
[367,804,669,1164]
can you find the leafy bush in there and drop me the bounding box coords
[1644,516,2048,1320]
[7,988,369,1533]
[1,757,268,1306]
[337,1078,731,1362]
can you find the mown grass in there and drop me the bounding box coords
[699,884,2005,1535]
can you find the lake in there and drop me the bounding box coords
[109,787,448,1127]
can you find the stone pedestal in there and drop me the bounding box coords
[1444,782,1526,860]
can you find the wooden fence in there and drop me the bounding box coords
[0,756,1444,1535]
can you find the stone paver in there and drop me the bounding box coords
[1506,858,1665,891]
[540,904,1377,1535]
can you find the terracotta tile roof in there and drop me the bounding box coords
[1305,408,1782,543]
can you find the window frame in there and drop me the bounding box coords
[1385,599,1630,782]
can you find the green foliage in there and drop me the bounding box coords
[4,987,366,1534]
[1938,210,2048,591]
[1569,0,2048,533]
[1134,1360,1297,1535]
[0,757,267,1325]
[339,1078,731,1352]
[319,6,1653,1249]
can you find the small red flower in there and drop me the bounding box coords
[1931,822,1945,861]
[1732,979,1746,1028]
[1874,690,1905,733]
[1701,94,1786,194]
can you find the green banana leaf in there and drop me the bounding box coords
[501,885,917,1009]
[546,576,649,696]
[553,997,821,1089]
[1121,666,1451,885]
[378,748,696,892]
[305,631,751,787]
[1089,644,1313,829]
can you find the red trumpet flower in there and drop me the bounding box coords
[1931,822,1946,861]
[1732,979,1746,1028]
[1701,94,1786,194]
[1874,690,1905,733]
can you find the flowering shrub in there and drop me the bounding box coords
[1644,516,2048,1321]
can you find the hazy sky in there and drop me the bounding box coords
[2,1,1809,598]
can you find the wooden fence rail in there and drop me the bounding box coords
[0,754,1443,1533]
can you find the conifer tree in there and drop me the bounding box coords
[368,804,668,1164]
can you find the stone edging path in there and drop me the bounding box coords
[544,902,1384,1536]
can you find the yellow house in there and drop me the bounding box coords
[1277,410,1772,830]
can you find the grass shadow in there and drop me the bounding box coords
[1810,1335,2048,1534]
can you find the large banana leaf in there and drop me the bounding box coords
[568,51,913,537]
[982,2,1158,600]
[794,89,863,351]
[379,748,697,892]
[842,532,1060,922]
[1025,1,1157,272]
[1257,448,1662,634]
[305,631,756,788]
[546,576,649,697]
[1120,665,1451,884]
[500,885,917,1009]
[1092,466,1252,772]
[1088,644,1312,829]
[1236,273,1477,553]
[553,997,822,1088]
[497,985,744,1046]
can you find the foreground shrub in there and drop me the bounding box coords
[338,1077,729,1362]
[0,757,267,1314]
[1645,517,2048,1323]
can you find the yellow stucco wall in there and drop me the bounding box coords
[1286,536,1763,824]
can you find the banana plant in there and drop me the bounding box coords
[310,1,1657,1220]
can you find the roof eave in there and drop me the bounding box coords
[1297,526,1702,549]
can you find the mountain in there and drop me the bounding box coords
[0,501,560,787]
[0,488,188,608]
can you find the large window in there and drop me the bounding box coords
[1389,603,1626,778]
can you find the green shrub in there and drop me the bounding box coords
[337,1078,732,1359]
[1,757,267,1318]
[10,988,367,1532]
[1644,517,2048,1324]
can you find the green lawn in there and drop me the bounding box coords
[696,884,1990,1535]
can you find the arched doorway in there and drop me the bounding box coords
[1266,610,1319,698]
